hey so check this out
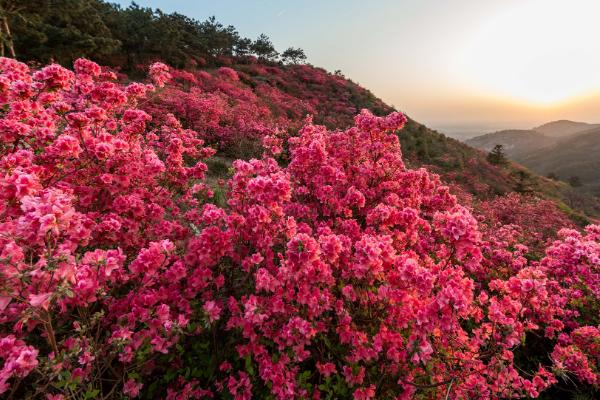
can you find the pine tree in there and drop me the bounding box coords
[251,34,278,61]
[512,169,535,194]
[281,47,306,64]
[0,0,23,58]
[487,144,508,165]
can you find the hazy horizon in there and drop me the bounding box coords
[115,0,600,136]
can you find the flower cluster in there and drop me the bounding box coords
[149,62,172,88]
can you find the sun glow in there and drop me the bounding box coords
[457,0,600,106]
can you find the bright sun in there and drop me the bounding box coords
[458,0,600,105]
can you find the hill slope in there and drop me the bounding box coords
[466,119,600,161]
[522,127,600,190]
[466,129,555,162]
[139,61,600,221]
[400,121,600,220]
[6,0,600,221]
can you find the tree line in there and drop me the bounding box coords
[0,0,307,68]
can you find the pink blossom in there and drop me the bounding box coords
[123,379,143,398]
[316,362,336,377]
[149,62,171,88]
[28,292,52,310]
[203,300,221,323]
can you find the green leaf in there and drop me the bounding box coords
[245,355,255,376]
[84,389,100,399]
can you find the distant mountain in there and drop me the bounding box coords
[466,119,600,163]
[522,127,600,190]
[533,120,600,137]
[465,120,600,197]
[465,129,555,162]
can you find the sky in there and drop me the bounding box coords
[114,0,600,136]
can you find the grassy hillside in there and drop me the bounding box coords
[399,120,600,221]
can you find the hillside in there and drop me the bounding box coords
[400,121,600,221]
[466,119,600,160]
[465,129,555,162]
[143,61,600,221]
[522,127,600,191]
[465,119,600,161]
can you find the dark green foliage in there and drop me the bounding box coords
[234,37,253,57]
[205,157,231,179]
[281,47,307,64]
[9,0,119,65]
[486,144,508,165]
[221,136,263,160]
[513,333,599,400]
[512,169,536,194]
[7,0,306,69]
[0,0,28,57]
[251,33,278,61]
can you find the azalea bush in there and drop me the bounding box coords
[0,58,217,398]
[0,59,598,399]
[477,193,576,253]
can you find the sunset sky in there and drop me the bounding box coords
[115,0,600,135]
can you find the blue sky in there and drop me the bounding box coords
[114,0,600,134]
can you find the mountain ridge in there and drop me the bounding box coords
[533,119,600,137]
